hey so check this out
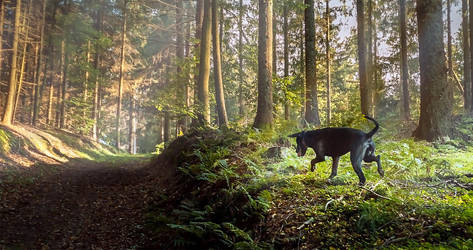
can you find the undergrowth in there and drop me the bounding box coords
[145,116,473,249]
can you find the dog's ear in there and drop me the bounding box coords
[288,132,300,138]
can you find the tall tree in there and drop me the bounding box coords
[463,0,471,111]
[93,1,104,140]
[283,3,289,120]
[176,0,186,133]
[129,84,136,154]
[413,0,453,140]
[399,0,410,120]
[254,0,273,129]
[304,0,320,125]
[325,0,331,125]
[212,0,228,127]
[116,0,127,149]
[356,0,372,116]
[238,0,246,122]
[0,0,5,88]
[32,0,47,126]
[2,0,22,125]
[197,0,212,125]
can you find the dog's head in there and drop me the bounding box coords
[288,131,307,157]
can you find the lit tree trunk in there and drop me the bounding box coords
[400,0,410,120]
[238,0,246,122]
[254,0,273,129]
[356,0,372,116]
[55,41,63,128]
[272,9,277,77]
[463,0,471,111]
[283,3,289,120]
[176,0,186,134]
[413,0,453,141]
[30,44,39,123]
[304,0,320,125]
[2,0,22,125]
[469,0,473,110]
[33,0,47,126]
[46,47,55,125]
[84,40,91,118]
[116,0,127,149]
[128,85,136,154]
[60,40,68,129]
[185,7,192,128]
[0,0,5,98]
[13,2,31,121]
[93,4,103,140]
[447,0,453,76]
[300,20,305,118]
[193,0,204,125]
[325,0,331,125]
[197,0,212,125]
[212,0,228,127]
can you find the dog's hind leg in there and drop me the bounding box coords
[351,148,366,185]
[363,150,384,177]
[329,156,340,179]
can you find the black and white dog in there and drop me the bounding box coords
[289,115,384,185]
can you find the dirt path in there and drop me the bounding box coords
[0,157,155,249]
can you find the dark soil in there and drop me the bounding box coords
[0,157,162,249]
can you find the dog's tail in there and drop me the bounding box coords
[364,115,379,138]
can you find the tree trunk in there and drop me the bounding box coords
[0,0,5,99]
[13,1,31,122]
[176,0,186,134]
[192,0,204,126]
[128,86,136,154]
[304,0,320,125]
[55,41,63,128]
[325,0,331,125]
[463,0,471,111]
[116,0,127,149]
[413,0,453,141]
[33,0,47,126]
[272,9,277,77]
[400,0,410,120]
[84,40,91,118]
[212,0,228,127]
[447,0,453,75]
[93,3,103,140]
[238,0,246,123]
[2,0,22,125]
[197,0,212,125]
[300,19,305,118]
[254,0,273,129]
[60,40,67,129]
[163,111,170,142]
[47,47,55,126]
[367,0,374,116]
[356,0,372,116]
[283,3,289,120]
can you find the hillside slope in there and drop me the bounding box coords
[0,124,115,170]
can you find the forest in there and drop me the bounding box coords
[1,0,473,248]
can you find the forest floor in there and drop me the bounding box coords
[2,117,473,249]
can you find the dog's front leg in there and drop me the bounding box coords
[310,157,324,172]
[329,156,340,179]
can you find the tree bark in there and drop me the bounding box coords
[300,19,305,118]
[325,0,331,125]
[212,0,228,127]
[33,0,47,126]
[238,0,246,123]
[116,0,127,149]
[46,47,55,126]
[400,0,410,120]
[254,0,274,129]
[93,2,103,140]
[2,0,22,125]
[0,0,5,107]
[60,40,68,129]
[283,3,289,120]
[196,0,212,125]
[176,0,186,133]
[13,1,31,122]
[128,86,136,154]
[463,0,471,111]
[304,0,320,125]
[413,0,453,141]
[356,0,372,116]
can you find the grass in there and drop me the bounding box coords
[145,117,473,249]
